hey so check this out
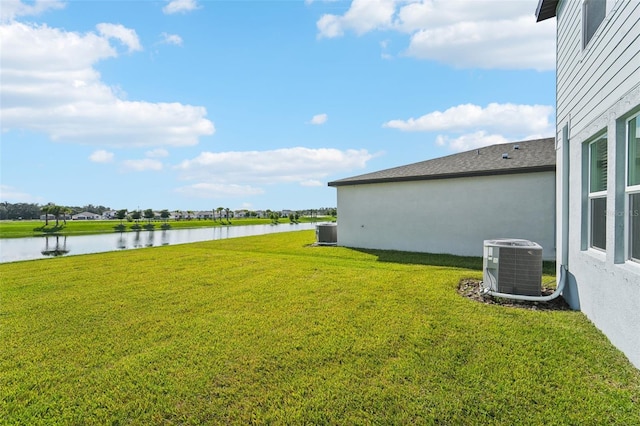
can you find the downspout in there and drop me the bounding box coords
[481,265,567,302]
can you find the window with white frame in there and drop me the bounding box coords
[583,0,606,48]
[589,135,607,250]
[627,114,640,261]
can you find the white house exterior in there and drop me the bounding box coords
[72,211,101,220]
[537,0,640,368]
[328,138,556,260]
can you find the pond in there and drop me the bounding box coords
[0,223,319,263]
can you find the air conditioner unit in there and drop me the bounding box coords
[316,223,337,245]
[483,239,542,296]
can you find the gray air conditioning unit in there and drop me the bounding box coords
[483,239,543,296]
[316,223,337,246]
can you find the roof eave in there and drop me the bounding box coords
[535,0,558,22]
[327,165,556,187]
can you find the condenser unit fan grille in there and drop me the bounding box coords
[483,239,543,296]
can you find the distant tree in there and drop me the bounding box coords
[174,210,181,221]
[270,211,280,224]
[143,209,155,224]
[41,204,52,225]
[49,205,63,227]
[62,207,72,225]
[160,209,170,223]
[187,210,194,220]
[224,208,230,223]
[131,210,141,224]
[116,209,128,224]
[216,207,224,222]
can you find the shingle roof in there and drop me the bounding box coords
[328,138,555,187]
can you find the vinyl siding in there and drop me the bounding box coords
[556,0,640,135]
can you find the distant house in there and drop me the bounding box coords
[102,210,117,220]
[196,211,213,220]
[536,0,640,368]
[328,138,556,260]
[72,212,101,220]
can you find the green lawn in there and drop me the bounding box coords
[0,217,331,238]
[1,231,639,424]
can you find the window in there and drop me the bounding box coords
[627,115,640,261]
[583,0,606,48]
[589,135,607,250]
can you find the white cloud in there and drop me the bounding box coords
[300,179,323,187]
[176,147,374,184]
[435,131,510,152]
[0,185,42,203]
[89,149,115,163]
[405,16,555,71]
[174,183,265,199]
[163,0,199,15]
[0,0,65,22]
[317,0,396,38]
[160,32,183,46]
[309,113,328,125]
[384,103,554,135]
[0,21,215,147]
[96,23,142,53]
[316,0,556,70]
[385,102,554,152]
[121,159,163,172]
[145,148,169,158]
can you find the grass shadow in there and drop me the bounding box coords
[351,247,556,275]
[33,225,65,234]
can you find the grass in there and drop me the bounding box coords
[1,231,639,424]
[0,217,332,239]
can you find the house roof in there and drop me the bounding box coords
[535,0,558,22]
[328,137,555,187]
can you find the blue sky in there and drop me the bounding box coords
[0,0,556,212]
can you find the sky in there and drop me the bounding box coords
[0,0,556,212]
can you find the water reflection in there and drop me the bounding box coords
[145,231,155,248]
[41,235,70,257]
[0,223,320,263]
[117,233,126,250]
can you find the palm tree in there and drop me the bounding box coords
[224,208,230,224]
[41,204,52,226]
[216,207,224,222]
[62,207,72,225]
[50,205,62,227]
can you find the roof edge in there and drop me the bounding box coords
[535,0,558,22]
[328,165,556,187]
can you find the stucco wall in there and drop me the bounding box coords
[335,171,556,260]
[555,0,640,368]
